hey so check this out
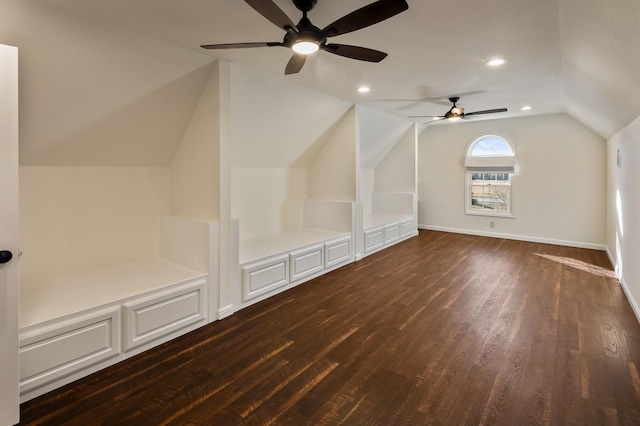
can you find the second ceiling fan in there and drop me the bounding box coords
[201,0,409,75]
[410,97,508,122]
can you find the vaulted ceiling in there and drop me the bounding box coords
[3,0,639,165]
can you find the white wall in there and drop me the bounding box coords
[19,167,170,286]
[358,107,415,215]
[607,114,640,318]
[360,169,375,214]
[374,126,417,193]
[419,113,606,248]
[358,105,414,170]
[228,64,355,243]
[231,168,308,240]
[170,63,220,221]
[308,107,357,202]
[230,65,352,169]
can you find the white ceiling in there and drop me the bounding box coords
[3,0,640,164]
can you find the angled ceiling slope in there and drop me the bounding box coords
[2,0,214,166]
[559,0,640,139]
[3,0,640,168]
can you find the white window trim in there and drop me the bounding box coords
[465,135,516,218]
[464,171,515,218]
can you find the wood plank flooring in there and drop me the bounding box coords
[19,230,640,425]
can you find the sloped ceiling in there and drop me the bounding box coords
[230,65,352,169]
[358,106,413,170]
[2,0,640,166]
[559,0,640,139]
[2,1,214,166]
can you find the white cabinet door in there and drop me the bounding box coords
[0,44,20,425]
[242,255,289,302]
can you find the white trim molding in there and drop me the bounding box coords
[606,247,640,325]
[217,304,235,320]
[618,276,640,325]
[418,224,608,251]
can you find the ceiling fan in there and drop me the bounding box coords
[410,97,508,123]
[201,0,409,75]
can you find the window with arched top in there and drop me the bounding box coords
[465,135,515,217]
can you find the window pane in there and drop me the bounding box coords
[466,135,514,216]
[469,136,513,157]
[468,172,511,214]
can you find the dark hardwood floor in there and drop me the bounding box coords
[19,230,640,425]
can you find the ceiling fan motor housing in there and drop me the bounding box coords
[289,17,326,47]
[445,97,464,118]
[293,0,318,12]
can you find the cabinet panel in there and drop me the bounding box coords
[290,245,324,282]
[384,222,401,245]
[123,279,206,352]
[400,218,414,238]
[242,255,289,302]
[19,307,120,393]
[364,226,385,253]
[325,236,351,268]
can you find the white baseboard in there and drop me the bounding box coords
[605,247,640,325]
[606,246,618,274]
[217,304,234,320]
[618,276,640,325]
[418,224,607,251]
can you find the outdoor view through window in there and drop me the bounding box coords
[466,135,514,216]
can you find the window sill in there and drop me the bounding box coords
[465,210,515,219]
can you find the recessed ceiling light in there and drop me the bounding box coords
[486,58,507,67]
[358,86,370,93]
[521,106,532,111]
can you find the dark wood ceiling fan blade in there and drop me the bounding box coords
[200,42,282,49]
[321,0,408,37]
[376,91,488,106]
[465,108,508,116]
[285,53,306,75]
[245,0,299,32]
[323,44,387,62]
[408,115,444,119]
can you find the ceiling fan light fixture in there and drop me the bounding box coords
[486,58,507,67]
[411,97,507,123]
[201,0,408,74]
[292,41,320,54]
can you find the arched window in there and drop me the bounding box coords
[465,135,515,217]
[468,135,513,157]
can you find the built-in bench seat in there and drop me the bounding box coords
[360,192,417,257]
[235,199,356,308]
[20,259,206,327]
[363,212,413,230]
[18,215,217,403]
[240,228,349,265]
[238,228,353,307]
[362,213,415,255]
